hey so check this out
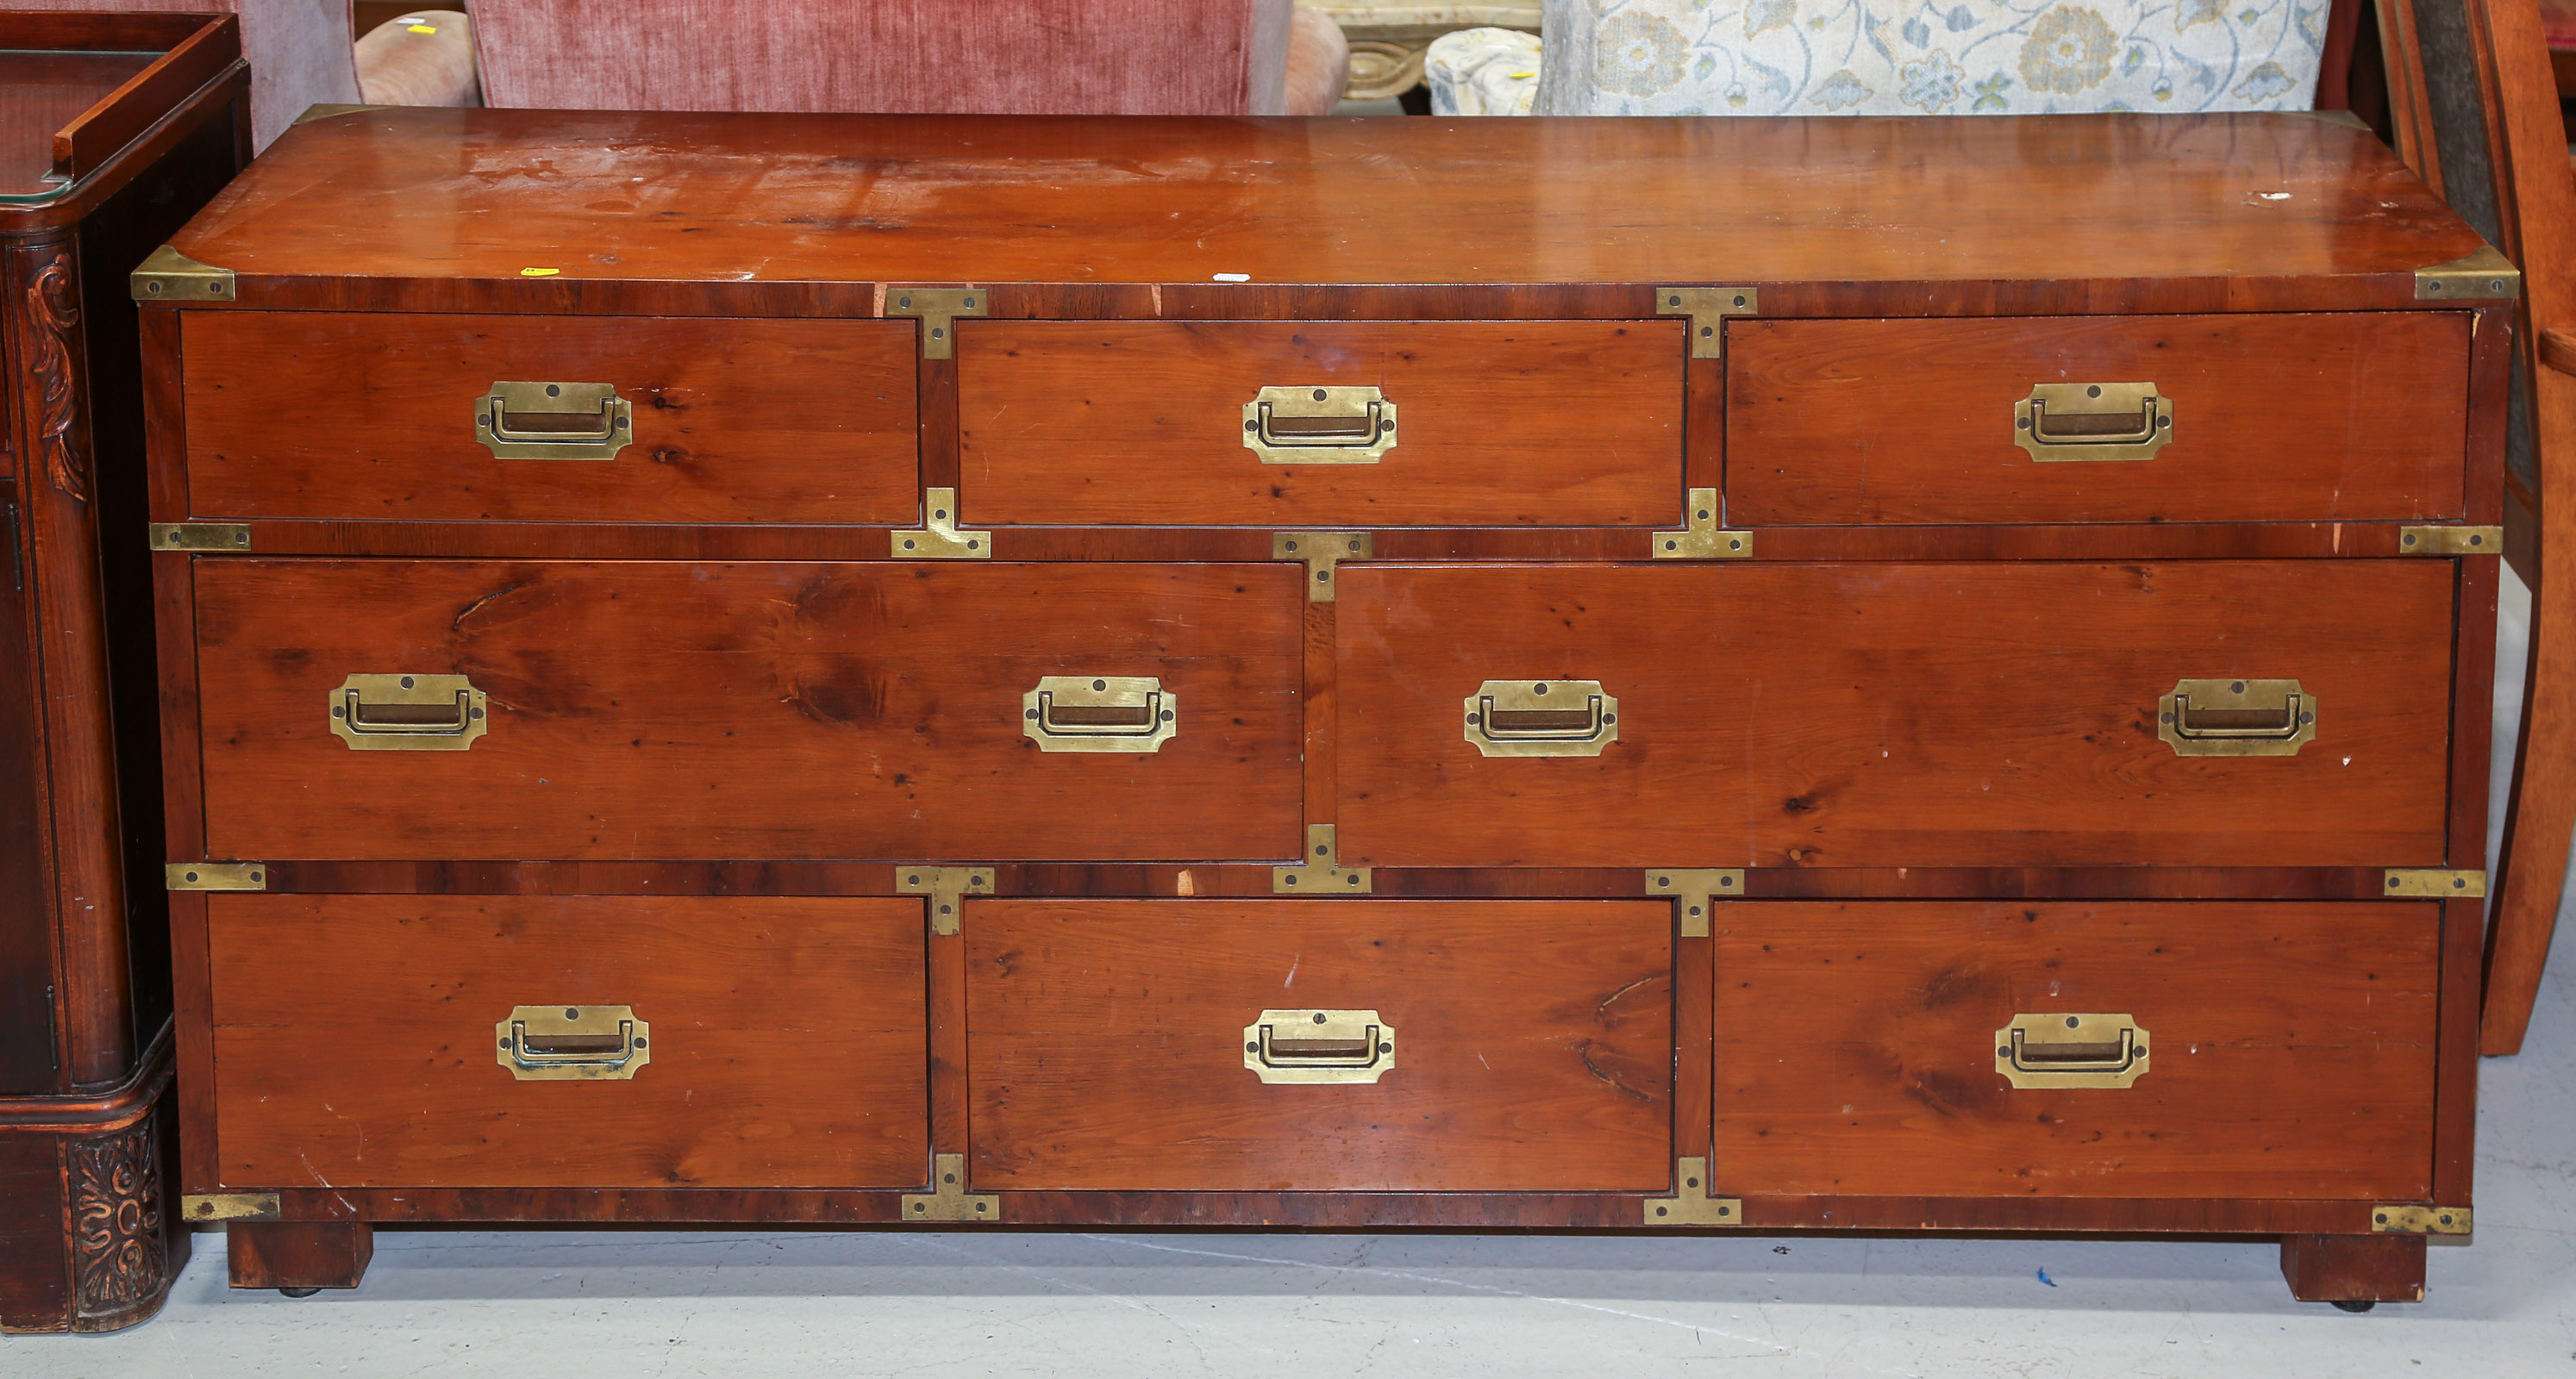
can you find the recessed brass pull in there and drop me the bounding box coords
[2157,677,2316,757]
[475,381,633,460]
[1463,679,1619,758]
[328,674,488,751]
[1242,386,1397,464]
[1022,676,1177,752]
[2013,382,2173,462]
[1995,1012,2149,1089]
[495,1004,650,1081]
[1244,1008,1397,1084]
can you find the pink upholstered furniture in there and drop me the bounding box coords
[9,0,358,147]
[472,0,1344,115]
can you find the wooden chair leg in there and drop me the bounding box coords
[2279,1233,2427,1307]
[227,1220,373,1293]
[2484,583,2573,1056]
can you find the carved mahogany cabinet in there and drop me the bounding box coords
[138,109,2510,1309]
[0,10,247,1334]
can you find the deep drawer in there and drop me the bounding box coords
[208,895,929,1189]
[963,899,1673,1192]
[191,560,1303,860]
[1336,560,2454,868]
[179,312,921,524]
[1724,313,2470,525]
[1711,901,2439,1199]
[957,320,1685,527]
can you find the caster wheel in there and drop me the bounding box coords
[278,1287,322,1299]
[2331,1300,2376,1313]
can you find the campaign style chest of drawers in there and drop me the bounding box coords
[139,109,2510,1308]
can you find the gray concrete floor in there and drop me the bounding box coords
[9,573,2573,1376]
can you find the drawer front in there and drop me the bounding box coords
[1713,901,2438,1199]
[958,320,1684,527]
[1726,313,2470,525]
[965,899,1673,1192]
[209,895,928,1189]
[1338,561,2453,867]
[180,312,920,524]
[193,560,1302,860]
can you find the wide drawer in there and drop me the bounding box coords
[964,899,1673,1192]
[179,312,921,524]
[1712,901,2439,1199]
[1337,561,2454,867]
[1725,313,2470,525]
[208,895,929,1189]
[957,320,1685,527]
[191,560,1303,860]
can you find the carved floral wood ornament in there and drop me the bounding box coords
[70,1118,169,1322]
[22,250,86,503]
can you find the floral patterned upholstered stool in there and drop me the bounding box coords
[1321,4,1541,99]
[1537,0,2329,115]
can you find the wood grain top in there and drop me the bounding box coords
[166,109,2489,308]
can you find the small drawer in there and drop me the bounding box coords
[957,320,1684,527]
[1725,313,2470,525]
[1336,560,2454,868]
[964,899,1672,1192]
[1712,901,2439,1199]
[208,895,928,1189]
[191,559,1303,861]
[178,312,921,524]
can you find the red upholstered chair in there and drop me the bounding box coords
[470,0,1348,115]
[8,0,360,147]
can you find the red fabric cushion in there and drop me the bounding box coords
[2545,0,2576,50]
[473,0,1295,115]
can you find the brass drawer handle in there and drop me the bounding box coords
[328,673,488,751]
[2013,382,2173,462]
[475,381,634,460]
[495,1004,651,1081]
[2157,677,2317,757]
[1462,679,1619,758]
[1244,1008,1397,1084]
[1996,1012,2148,1089]
[1022,676,1177,752]
[1241,385,1397,465]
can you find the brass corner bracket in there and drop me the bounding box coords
[131,246,234,303]
[1273,531,1371,602]
[150,522,251,552]
[1656,286,1760,359]
[886,286,988,359]
[292,103,391,127]
[1644,1157,1743,1226]
[903,1153,1000,1222]
[181,1193,281,1223]
[1646,869,1743,939]
[166,862,266,891]
[1653,489,1750,559]
[2415,246,2519,302]
[893,488,990,559]
[1273,824,1372,895]
[898,865,993,936]
[2372,1204,2471,1236]
[2398,525,2502,556]
[2383,869,2485,899]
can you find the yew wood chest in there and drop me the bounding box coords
[137,109,2510,1309]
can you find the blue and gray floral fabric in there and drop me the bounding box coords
[1535,0,2324,115]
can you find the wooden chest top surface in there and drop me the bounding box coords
[169,109,2484,301]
